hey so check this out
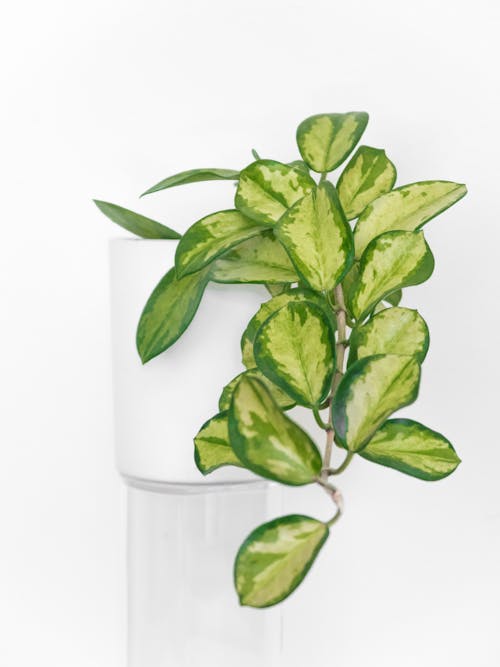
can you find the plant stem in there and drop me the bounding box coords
[313,406,331,430]
[327,451,354,476]
[319,171,327,183]
[321,283,349,482]
[316,477,344,525]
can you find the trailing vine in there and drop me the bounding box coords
[96,112,467,608]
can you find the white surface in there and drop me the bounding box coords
[110,239,260,482]
[1,1,499,666]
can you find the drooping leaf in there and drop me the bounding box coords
[332,354,421,452]
[175,210,266,277]
[359,419,461,481]
[254,302,335,407]
[141,168,239,196]
[136,266,210,363]
[228,376,322,485]
[337,146,397,220]
[353,180,467,258]
[219,369,295,412]
[296,112,369,173]
[194,412,243,475]
[276,181,354,291]
[234,514,328,608]
[348,307,429,366]
[241,288,335,369]
[350,231,434,321]
[93,200,181,239]
[210,233,299,284]
[235,160,315,225]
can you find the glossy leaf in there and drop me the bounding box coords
[219,369,295,412]
[194,412,243,475]
[234,514,328,608]
[332,354,421,452]
[228,376,322,485]
[93,200,181,239]
[337,146,397,220]
[254,302,335,407]
[235,160,315,225]
[296,112,369,173]
[210,233,299,284]
[141,168,239,196]
[175,210,265,277]
[136,267,210,363]
[241,288,334,369]
[351,231,434,321]
[360,419,461,481]
[354,180,467,258]
[348,307,429,366]
[276,181,354,291]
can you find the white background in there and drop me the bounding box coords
[1,0,499,665]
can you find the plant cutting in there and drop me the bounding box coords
[96,111,467,609]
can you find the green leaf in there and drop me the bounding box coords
[175,210,266,277]
[210,233,299,284]
[235,160,315,225]
[265,283,290,297]
[348,307,429,366]
[234,514,328,608]
[350,231,434,321]
[136,266,210,363]
[276,181,354,291]
[384,289,402,307]
[337,146,397,220]
[353,180,467,258]
[93,200,181,239]
[359,419,461,481]
[228,376,322,485]
[219,369,295,412]
[194,412,243,475]
[287,160,311,175]
[296,112,369,173]
[241,288,335,369]
[332,354,421,452]
[141,168,239,196]
[254,302,335,407]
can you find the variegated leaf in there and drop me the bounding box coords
[234,514,328,608]
[337,146,397,220]
[141,168,239,196]
[93,200,181,239]
[228,376,322,485]
[296,112,369,173]
[235,160,315,225]
[360,419,461,481]
[348,307,429,366]
[385,289,402,307]
[254,302,335,407]
[332,354,421,452]
[218,369,295,412]
[136,266,210,363]
[175,209,265,277]
[353,180,467,258]
[265,283,290,297]
[351,231,434,321]
[210,232,299,284]
[276,181,354,292]
[240,288,334,369]
[194,412,243,475]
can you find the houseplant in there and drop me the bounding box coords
[97,111,466,655]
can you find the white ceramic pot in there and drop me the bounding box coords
[109,240,282,667]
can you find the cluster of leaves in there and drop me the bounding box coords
[95,112,467,608]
